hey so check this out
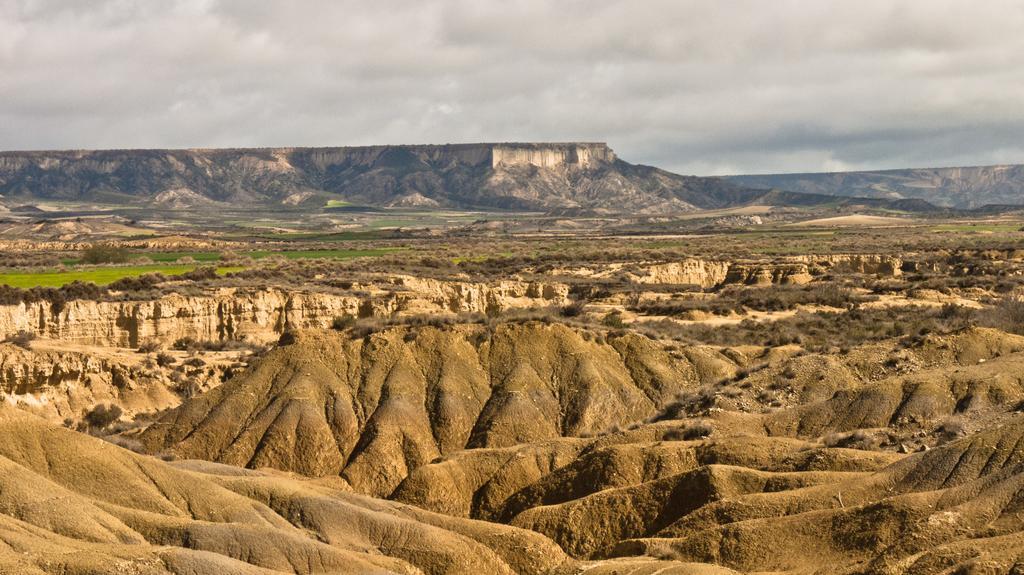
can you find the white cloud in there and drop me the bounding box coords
[1,0,1023,174]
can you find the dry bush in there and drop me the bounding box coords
[602,311,625,328]
[80,243,132,264]
[137,340,162,353]
[83,403,123,430]
[936,416,967,441]
[2,330,35,349]
[331,315,356,330]
[664,420,714,441]
[108,273,166,292]
[976,296,1024,335]
[822,429,877,450]
[559,301,585,317]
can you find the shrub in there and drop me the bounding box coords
[178,266,219,282]
[172,337,198,351]
[155,352,176,367]
[80,244,132,264]
[937,416,967,438]
[822,429,876,450]
[3,330,35,349]
[681,420,714,440]
[137,340,161,353]
[559,302,585,317]
[331,315,356,330]
[83,403,123,429]
[108,273,166,292]
[977,296,1024,335]
[602,311,625,329]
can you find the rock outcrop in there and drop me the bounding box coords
[628,260,733,288]
[602,254,904,288]
[0,341,235,425]
[0,277,569,347]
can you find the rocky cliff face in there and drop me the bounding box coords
[0,143,765,213]
[0,277,569,347]
[629,260,733,288]
[0,342,237,425]
[799,253,903,276]
[490,143,615,168]
[589,253,904,288]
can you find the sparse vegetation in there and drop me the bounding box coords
[2,330,36,349]
[80,244,132,265]
[83,403,123,430]
[331,315,356,330]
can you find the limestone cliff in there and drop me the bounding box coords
[573,253,903,288]
[0,342,234,425]
[628,259,733,288]
[0,277,569,347]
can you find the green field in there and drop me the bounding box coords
[257,231,396,241]
[324,199,353,208]
[0,265,245,288]
[21,247,404,288]
[243,248,403,260]
[931,223,1022,233]
[451,252,513,264]
[61,248,403,266]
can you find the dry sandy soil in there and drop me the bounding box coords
[787,214,913,227]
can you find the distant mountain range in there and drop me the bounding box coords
[726,164,1024,209]
[0,143,1009,214]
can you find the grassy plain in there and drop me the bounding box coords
[0,265,245,288]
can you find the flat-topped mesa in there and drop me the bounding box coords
[0,141,751,212]
[297,142,617,170]
[489,143,616,168]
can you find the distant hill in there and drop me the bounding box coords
[0,143,938,214]
[726,164,1024,209]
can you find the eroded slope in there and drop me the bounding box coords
[139,323,744,496]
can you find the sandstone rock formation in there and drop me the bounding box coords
[0,340,238,426]
[590,253,903,288]
[0,277,569,347]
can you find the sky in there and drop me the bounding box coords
[1,0,1023,175]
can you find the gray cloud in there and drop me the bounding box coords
[1,0,1023,175]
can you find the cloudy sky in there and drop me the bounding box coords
[1,0,1023,175]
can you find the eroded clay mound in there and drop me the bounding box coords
[139,323,742,496]
[0,405,575,575]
